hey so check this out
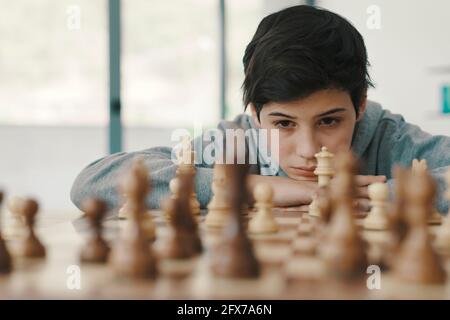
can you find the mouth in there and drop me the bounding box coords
[289,166,317,178]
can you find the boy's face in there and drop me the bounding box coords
[251,88,366,181]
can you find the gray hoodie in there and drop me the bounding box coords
[70,101,450,215]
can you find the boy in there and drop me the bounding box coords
[71,5,450,215]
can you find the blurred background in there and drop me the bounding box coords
[0,0,449,212]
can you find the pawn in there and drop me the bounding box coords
[117,193,130,220]
[309,147,334,218]
[3,196,26,239]
[319,152,367,278]
[80,198,110,263]
[157,197,198,259]
[0,191,13,273]
[248,183,278,234]
[169,177,200,219]
[175,136,200,216]
[308,193,321,218]
[392,169,446,284]
[205,164,230,228]
[109,159,158,279]
[211,163,260,278]
[435,168,450,254]
[436,215,450,255]
[121,159,156,242]
[165,178,179,221]
[363,182,389,230]
[18,198,46,258]
[412,159,442,225]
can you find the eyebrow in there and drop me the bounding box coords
[316,108,347,117]
[267,112,297,119]
[267,107,347,119]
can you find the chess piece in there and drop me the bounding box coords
[157,197,196,259]
[3,196,26,239]
[109,159,158,279]
[117,193,130,220]
[167,176,199,219]
[133,159,156,242]
[17,198,46,258]
[0,191,12,274]
[309,147,334,218]
[211,163,260,278]
[389,166,409,246]
[379,166,410,269]
[164,178,179,221]
[363,182,389,230]
[435,168,450,254]
[176,136,200,215]
[248,183,278,234]
[158,188,202,259]
[412,159,442,225]
[392,169,446,284]
[119,161,156,242]
[158,169,203,258]
[205,164,230,227]
[315,146,335,187]
[319,152,367,278]
[80,198,110,263]
[308,193,321,218]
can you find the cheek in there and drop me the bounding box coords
[262,127,294,165]
[275,132,296,166]
[319,121,355,154]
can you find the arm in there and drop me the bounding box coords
[378,117,450,214]
[70,146,213,211]
[247,174,318,207]
[70,114,258,212]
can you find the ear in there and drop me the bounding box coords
[356,95,368,122]
[249,103,262,128]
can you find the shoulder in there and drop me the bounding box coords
[217,113,255,131]
[352,100,406,156]
[359,100,408,138]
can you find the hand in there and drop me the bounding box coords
[247,175,318,207]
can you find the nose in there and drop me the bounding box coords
[295,128,319,161]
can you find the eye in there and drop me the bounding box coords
[273,120,296,129]
[318,117,341,127]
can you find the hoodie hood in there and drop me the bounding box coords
[351,100,385,158]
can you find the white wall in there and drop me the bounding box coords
[319,0,450,136]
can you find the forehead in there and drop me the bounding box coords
[261,89,354,117]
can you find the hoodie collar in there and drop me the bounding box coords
[351,100,385,158]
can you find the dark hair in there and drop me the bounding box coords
[242,5,373,118]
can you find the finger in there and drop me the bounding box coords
[357,186,369,198]
[279,205,310,212]
[355,175,387,186]
[353,198,371,212]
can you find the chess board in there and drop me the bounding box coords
[0,208,449,300]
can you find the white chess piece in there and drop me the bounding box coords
[248,183,278,234]
[118,193,130,219]
[309,147,334,218]
[176,137,200,215]
[363,182,389,230]
[165,177,180,221]
[205,164,229,227]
